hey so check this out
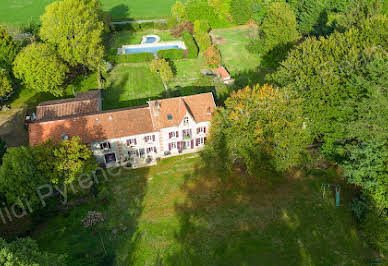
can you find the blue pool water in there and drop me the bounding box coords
[144,36,157,43]
[124,45,183,55]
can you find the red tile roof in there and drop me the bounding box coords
[149,92,216,130]
[29,93,216,145]
[214,66,230,80]
[29,106,154,145]
[36,90,101,121]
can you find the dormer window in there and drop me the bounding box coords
[183,116,189,126]
[100,142,111,150]
[167,114,173,120]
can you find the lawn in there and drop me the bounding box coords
[0,0,177,25]
[32,154,376,265]
[102,63,166,110]
[210,26,274,88]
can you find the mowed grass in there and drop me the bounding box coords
[211,27,263,76]
[102,63,165,110]
[0,0,178,25]
[33,154,375,265]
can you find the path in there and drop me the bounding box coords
[0,108,28,147]
[112,19,166,25]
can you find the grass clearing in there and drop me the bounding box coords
[102,63,165,110]
[0,0,178,25]
[33,154,375,265]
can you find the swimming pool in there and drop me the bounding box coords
[124,45,183,55]
[144,36,157,44]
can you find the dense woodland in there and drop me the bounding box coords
[0,0,386,264]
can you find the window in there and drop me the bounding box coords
[183,116,189,126]
[169,131,178,139]
[197,127,206,134]
[100,142,111,150]
[104,153,116,164]
[146,147,156,154]
[128,150,139,157]
[144,135,155,142]
[167,114,173,120]
[168,142,177,151]
[182,129,191,138]
[126,138,137,146]
[196,137,205,146]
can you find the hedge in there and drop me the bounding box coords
[182,32,199,58]
[157,49,185,60]
[114,21,167,32]
[116,53,154,63]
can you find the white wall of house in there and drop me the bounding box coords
[89,112,211,167]
[159,112,210,157]
[90,132,160,167]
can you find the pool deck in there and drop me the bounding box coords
[117,40,187,55]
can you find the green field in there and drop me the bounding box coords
[0,0,177,25]
[102,63,166,110]
[33,154,374,265]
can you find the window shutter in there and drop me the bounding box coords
[204,137,207,143]
[152,135,155,141]
[196,139,199,146]
[100,143,103,150]
[189,129,192,136]
[191,140,194,149]
[177,141,181,150]
[134,138,137,145]
[136,150,139,157]
[176,131,179,137]
[154,147,157,153]
[168,143,172,150]
[108,142,111,149]
[169,132,172,139]
[204,127,206,133]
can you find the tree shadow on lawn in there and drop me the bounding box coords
[109,4,132,21]
[164,161,373,265]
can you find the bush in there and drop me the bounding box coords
[157,49,185,60]
[116,53,154,63]
[140,22,155,29]
[206,45,221,67]
[114,23,141,32]
[170,20,193,37]
[182,32,199,58]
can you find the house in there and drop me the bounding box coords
[214,66,234,85]
[29,92,216,168]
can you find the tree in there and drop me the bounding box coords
[150,59,174,83]
[256,2,299,65]
[171,1,188,22]
[13,43,69,96]
[193,20,212,52]
[208,0,232,20]
[230,0,253,25]
[0,146,48,209]
[206,45,222,67]
[0,26,20,71]
[40,0,104,70]
[0,69,13,100]
[0,237,66,265]
[0,137,6,165]
[205,84,311,175]
[51,137,97,185]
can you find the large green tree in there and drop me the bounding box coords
[255,1,300,65]
[0,69,13,100]
[39,0,104,70]
[13,43,69,96]
[0,237,66,265]
[205,84,311,175]
[0,146,48,209]
[0,26,20,71]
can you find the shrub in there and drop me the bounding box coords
[194,19,210,33]
[182,32,199,58]
[116,53,154,63]
[150,59,174,82]
[153,22,168,30]
[140,22,155,29]
[195,31,212,52]
[157,49,185,60]
[170,20,193,37]
[231,0,253,25]
[206,45,221,67]
[114,23,141,32]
